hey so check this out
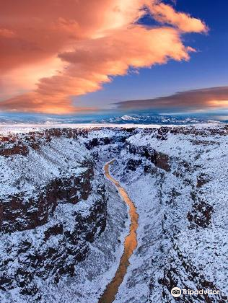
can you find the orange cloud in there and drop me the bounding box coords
[0,28,15,38]
[147,2,208,33]
[0,0,208,114]
[0,92,95,114]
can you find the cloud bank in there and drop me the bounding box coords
[116,87,228,113]
[0,0,207,114]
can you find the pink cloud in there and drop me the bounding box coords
[0,0,208,114]
[116,87,228,112]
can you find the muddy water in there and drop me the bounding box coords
[98,160,139,303]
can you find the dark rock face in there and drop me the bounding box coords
[126,143,171,172]
[187,196,213,229]
[85,135,127,150]
[196,173,210,188]
[0,161,94,233]
[153,152,171,172]
[0,144,29,157]
[156,127,169,140]
[126,159,142,171]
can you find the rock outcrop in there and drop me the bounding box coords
[0,161,94,233]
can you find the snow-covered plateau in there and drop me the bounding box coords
[0,124,227,303]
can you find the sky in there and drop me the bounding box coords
[0,0,228,115]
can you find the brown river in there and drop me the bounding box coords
[98,160,139,303]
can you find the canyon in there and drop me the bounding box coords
[0,124,228,303]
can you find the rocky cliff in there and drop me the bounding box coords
[0,129,108,301]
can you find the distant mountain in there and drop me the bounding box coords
[0,112,225,125]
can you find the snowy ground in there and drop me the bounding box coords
[0,122,222,134]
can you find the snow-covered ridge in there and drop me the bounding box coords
[0,121,223,134]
